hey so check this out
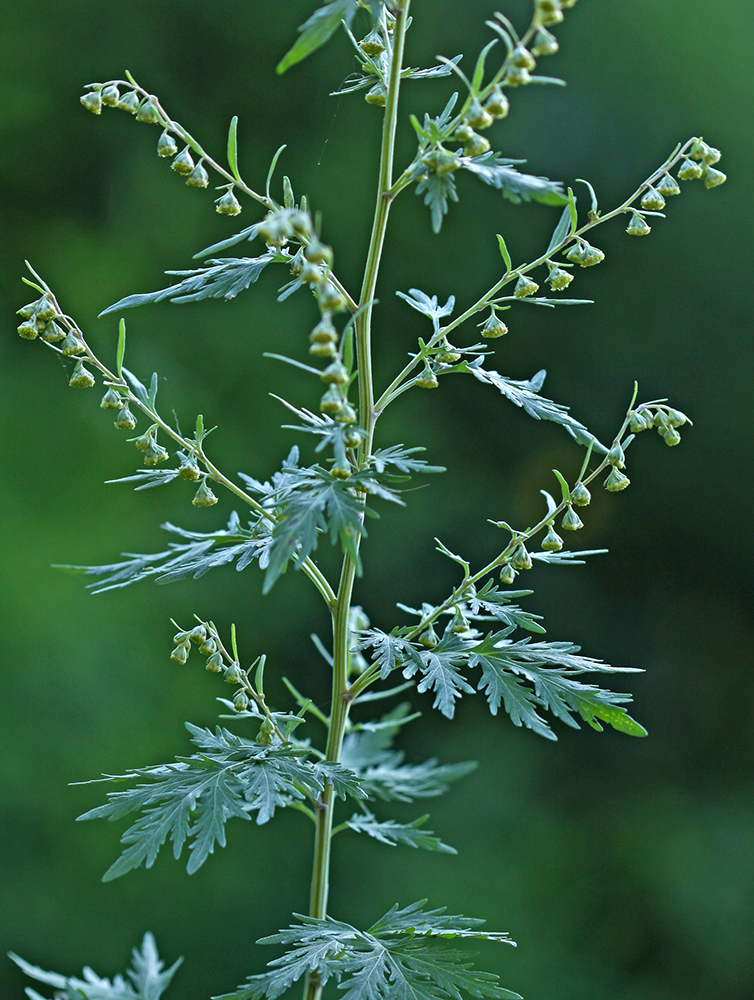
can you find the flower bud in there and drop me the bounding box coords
[173,630,189,644]
[205,652,223,673]
[484,87,510,118]
[134,430,152,452]
[511,45,536,70]
[193,479,218,506]
[320,385,344,414]
[100,387,123,409]
[334,402,357,424]
[608,443,625,467]
[572,482,591,506]
[321,360,349,385]
[80,90,102,114]
[40,320,66,343]
[435,339,462,363]
[703,166,726,189]
[359,30,386,57]
[224,664,243,685]
[365,84,386,107]
[304,239,333,267]
[178,455,202,480]
[415,363,439,389]
[170,642,190,665]
[289,249,305,278]
[463,132,491,157]
[422,149,460,175]
[511,543,533,571]
[666,408,687,428]
[17,300,40,320]
[155,132,178,160]
[418,624,439,649]
[17,319,38,340]
[531,27,559,56]
[499,563,516,585]
[663,427,681,446]
[535,0,564,25]
[233,691,250,712]
[311,317,338,346]
[567,241,604,267]
[653,411,670,433]
[171,147,195,175]
[641,187,666,211]
[677,158,704,181]
[541,525,564,551]
[626,212,651,236]
[656,173,681,197]
[561,505,583,531]
[547,264,573,291]
[256,718,275,745]
[604,467,630,491]
[144,441,169,466]
[451,607,471,633]
[309,341,337,359]
[318,282,347,313]
[345,428,362,448]
[188,625,207,643]
[116,90,141,113]
[514,274,539,298]
[505,65,531,87]
[114,404,137,430]
[35,294,57,321]
[199,637,217,656]
[185,162,209,188]
[703,146,722,165]
[464,100,493,131]
[215,189,242,216]
[60,334,85,356]
[480,310,508,338]
[330,460,351,479]
[135,97,162,124]
[69,360,95,388]
[628,408,651,433]
[454,123,474,144]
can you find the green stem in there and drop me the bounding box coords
[303,7,411,1000]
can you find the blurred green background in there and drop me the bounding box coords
[1,1,752,998]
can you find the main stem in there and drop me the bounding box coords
[303,7,411,1000]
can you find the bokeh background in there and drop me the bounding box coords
[1,1,752,998]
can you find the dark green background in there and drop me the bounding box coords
[1,2,752,998]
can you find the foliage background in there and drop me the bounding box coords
[1,1,752,998]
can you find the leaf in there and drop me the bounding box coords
[100,255,279,315]
[395,289,455,333]
[472,40,498,92]
[459,153,568,206]
[403,629,476,720]
[545,205,572,256]
[276,0,360,75]
[194,224,260,260]
[567,187,578,232]
[11,933,182,1000]
[227,116,241,183]
[355,629,424,680]
[466,580,545,634]
[116,318,126,379]
[345,812,456,853]
[496,234,511,273]
[370,446,446,477]
[415,171,459,233]
[106,468,181,492]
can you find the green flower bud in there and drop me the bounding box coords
[233,690,250,712]
[156,130,178,157]
[40,319,66,343]
[144,441,169,466]
[365,84,386,107]
[193,479,218,506]
[511,543,533,571]
[480,310,508,338]
[134,430,152,452]
[178,454,202,480]
[116,90,141,113]
[185,162,209,188]
[514,274,539,298]
[198,637,217,656]
[547,264,573,291]
[541,525,564,551]
[626,211,651,236]
[536,0,564,26]
[484,87,510,118]
[561,505,583,531]
[35,294,57,321]
[656,173,681,197]
[17,319,39,340]
[663,427,681,446]
[170,642,190,665]
[499,563,517,585]
[101,84,120,107]
[330,460,351,479]
[653,411,670,432]
[173,630,190,644]
[171,146,195,175]
[415,363,439,389]
[359,30,386,57]
[435,338,462,363]
[463,132,491,157]
[135,97,162,124]
[256,718,275,746]
[60,334,85,356]
[531,27,559,56]
[318,282,347,313]
[311,318,338,348]
[703,146,722,165]
[566,240,604,267]
[604,467,630,491]
[80,90,102,114]
[629,408,651,432]
[422,149,460,175]
[334,402,357,424]
[224,664,243,685]
[464,100,494,131]
[418,624,439,649]
[300,261,323,285]
[561,0,578,7]
[305,240,333,267]
[114,404,137,430]
[320,385,344,414]
[17,300,40,320]
[677,158,704,181]
[215,189,242,216]
[100,387,123,409]
[572,482,591,506]
[505,65,531,87]
[511,45,536,70]
[454,123,474,144]
[344,428,362,448]
[451,607,471,633]
[703,166,726,189]
[321,360,349,385]
[309,341,337,359]
[608,442,625,467]
[205,652,223,673]
[666,407,687,428]
[289,249,305,278]
[69,360,95,388]
[188,625,207,643]
[641,187,666,211]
